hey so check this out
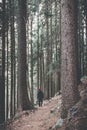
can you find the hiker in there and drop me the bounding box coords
[37,88,44,107]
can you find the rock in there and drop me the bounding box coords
[61,107,68,119]
[51,118,63,130]
[80,76,87,84]
[50,109,54,113]
[66,82,87,130]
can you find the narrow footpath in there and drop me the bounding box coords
[10,95,61,130]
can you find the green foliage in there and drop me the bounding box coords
[44,11,53,18]
[46,60,60,76]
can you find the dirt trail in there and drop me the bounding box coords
[11,95,61,130]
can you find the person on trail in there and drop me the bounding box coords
[37,88,44,107]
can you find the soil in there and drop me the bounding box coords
[8,95,62,130]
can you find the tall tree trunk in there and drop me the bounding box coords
[6,22,9,120]
[18,0,31,110]
[37,3,40,90]
[10,0,15,118]
[78,1,82,80]
[0,0,5,124]
[61,0,80,116]
[85,0,87,75]
[45,0,50,99]
[39,33,43,89]
[50,1,53,97]
[30,19,34,104]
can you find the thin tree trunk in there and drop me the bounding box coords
[10,0,15,117]
[30,19,34,103]
[85,0,87,75]
[50,1,53,97]
[78,1,82,80]
[6,21,9,120]
[45,0,49,99]
[37,3,40,90]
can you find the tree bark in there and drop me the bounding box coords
[61,0,80,113]
[0,0,5,123]
[18,0,31,110]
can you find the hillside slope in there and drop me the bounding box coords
[8,95,61,130]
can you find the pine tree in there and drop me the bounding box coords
[0,0,5,124]
[61,0,80,118]
[18,0,31,110]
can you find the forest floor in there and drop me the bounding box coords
[7,95,63,130]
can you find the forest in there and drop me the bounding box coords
[0,0,87,130]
